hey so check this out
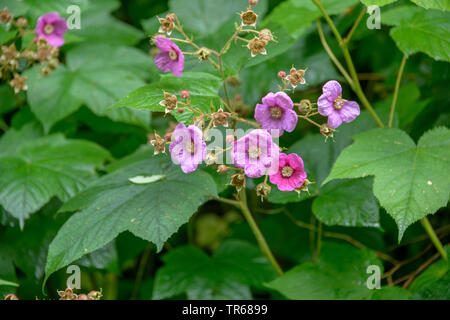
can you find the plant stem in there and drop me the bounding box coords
[313,0,385,128]
[343,7,367,44]
[314,221,322,262]
[388,55,407,128]
[420,217,448,262]
[131,245,153,299]
[217,55,234,113]
[231,114,261,128]
[239,190,284,276]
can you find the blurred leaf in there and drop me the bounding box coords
[389,9,450,62]
[409,246,449,292]
[360,0,398,6]
[45,147,217,285]
[266,242,382,299]
[0,85,16,116]
[324,127,450,240]
[0,123,110,225]
[26,44,153,132]
[77,241,119,273]
[370,286,412,300]
[0,24,17,43]
[153,240,276,299]
[410,0,450,11]
[0,245,17,298]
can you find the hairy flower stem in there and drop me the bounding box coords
[312,0,384,128]
[239,191,284,276]
[420,217,448,262]
[389,55,407,128]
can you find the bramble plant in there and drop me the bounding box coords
[0,0,449,301]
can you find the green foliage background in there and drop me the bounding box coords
[0,0,449,300]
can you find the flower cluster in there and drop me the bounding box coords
[0,11,67,94]
[148,4,360,201]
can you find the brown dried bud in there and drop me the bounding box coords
[150,132,166,155]
[196,47,210,61]
[21,50,36,61]
[180,90,190,99]
[40,66,51,76]
[241,9,258,27]
[230,173,246,192]
[164,131,173,141]
[247,37,267,57]
[4,293,19,300]
[48,58,59,70]
[58,288,78,300]
[258,28,273,42]
[287,67,306,88]
[319,123,334,140]
[14,17,28,28]
[9,73,28,93]
[1,44,19,63]
[35,44,57,62]
[295,179,312,195]
[77,294,88,300]
[159,92,178,114]
[226,76,241,87]
[277,70,286,79]
[217,164,228,174]
[0,8,13,24]
[193,115,205,128]
[256,182,271,200]
[211,108,231,127]
[87,290,102,300]
[158,13,176,35]
[205,153,218,166]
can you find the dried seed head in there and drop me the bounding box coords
[58,288,78,300]
[226,76,241,87]
[21,50,36,61]
[1,44,19,63]
[247,37,267,57]
[0,8,13,24]
[230,173,246,192]
[14,17,28,28]
[256,182,271,200]
[196,47,210,61]
[4,293,19,300]
[40,66,51,76]
[297,99,312,114]
[241,9,258,27]
[295,178,312,195]
[159,92,178,114]
[217,164,228,174]
[180,89,190,99]
[9,73,28,93]
[158,13,176,35]
[211,108,231,127]
[287,67,306,88]
[35,44,58,62]
[150,132,166,155]
[320,123,334,140]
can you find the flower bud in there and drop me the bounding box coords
[241,9,258,27]
[256,182,271,200]
[4,293,19,300]
[211,108,231,127]
[226,134,235,145]
[205,153,218,166]
[180,89,190,99]
[164,131,173,141]
[226,76,241,87]
[297,99,312,114]
[77,294,88,300]
[40,66,51,76]
[217,164,228,174]
[14,17,28,28]
[177,107,184,114]
[230,173,246,192]
[258,28,273,42]
[87,290,102,300]
[277,71,286,79]
[249,0,258,5]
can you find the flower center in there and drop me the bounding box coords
[44,23,54,35]
[333,97,345,110]
[270,106,282,119]
[281,166,294,178]
[169,49,178,60]
[186,140,195,155]
[248,146,261,160]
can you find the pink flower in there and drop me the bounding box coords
[35,12,67,48]
[317,80,360,129]
[254,92,298,137]
[154,36,184,77]
[269,153,307,192]
[231,129,279,178]
[169,123,206,173]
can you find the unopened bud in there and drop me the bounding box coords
[217,164,228,174]
[226,134,235,145]
[180,90,190,99]
[14,17,28,28]
[226,76,241,87]
[177,107,184,113]
[277,71,286,79]
[259,28,273,42]
[205,153,218,166]
[249,0,258,5]
[87,290,102,300]
[77,294,88,300]
[4,293,19,300]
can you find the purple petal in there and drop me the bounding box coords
[280,109,298,133]
[327,111,343,129]
[274,91,294,109]
[322,80,342,99]
[317,93,334,117]
[339,100,360,123]
[154,52,173,73]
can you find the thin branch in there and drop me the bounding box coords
[388,55,407,128]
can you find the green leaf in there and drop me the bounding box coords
[0,85,16,116]
[0,24,17,43]
[110,72,223,125]
[382,5,423,26]
[370,286,412,300]
[324,127,450,239]
[26,44,153,132]
[389,9,450,62]
[409,246,449,292]
[412,272,450,299]
[265,242,382,299]
[44,147,217,284]
[410,0,450,11]
[360,0,398,6]
[0,123,110,225]
[0,245,17,297]
[153,240,276,299]
[312,178,380,228]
